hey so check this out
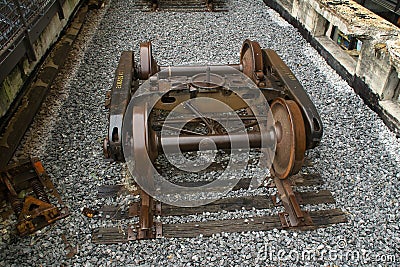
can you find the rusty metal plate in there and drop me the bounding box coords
[0,158,69,236]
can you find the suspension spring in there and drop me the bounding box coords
[31,179,50,203]
[10,196,23,216]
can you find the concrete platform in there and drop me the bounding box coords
[265,0,400,136]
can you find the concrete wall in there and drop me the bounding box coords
[0,0,82,118]
[265,0,400,135]
[357,41,395,99]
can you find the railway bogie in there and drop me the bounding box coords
[102,40,328,239]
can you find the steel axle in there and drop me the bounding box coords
[158,131,275,153]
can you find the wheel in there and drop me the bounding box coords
[132,103,158,163]
[270,98,306,179]
[240,39,264,85]
[139,42,159,80]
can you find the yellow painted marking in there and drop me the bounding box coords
[116,71,124,89]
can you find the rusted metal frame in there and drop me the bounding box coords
[103,40,320,238]
[31,158,67,209]
[0,158,69,236]
[143,45,310,168]
[262,49,323,149]
[105,56,250,161]
[126,190,162,240]
[104,51,135,161]
[273,176,313,228]
[138,191,153,239]
[16,196,60,235]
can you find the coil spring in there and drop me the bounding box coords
[11,196,23,216]
[31,179,50,203]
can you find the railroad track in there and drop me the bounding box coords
[131,0,228,12]
[92,172,346,243]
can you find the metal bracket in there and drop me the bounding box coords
[126,190,162,240]
[278,211,313,228]
[0,158,69,236]
[127,221,163,241]
[105,51,135,161]
[262,49,323,149]
[271,191,303,206]
[273,176,313,228]
[16,196,60,236]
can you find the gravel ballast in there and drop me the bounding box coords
[1,0,399,266]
